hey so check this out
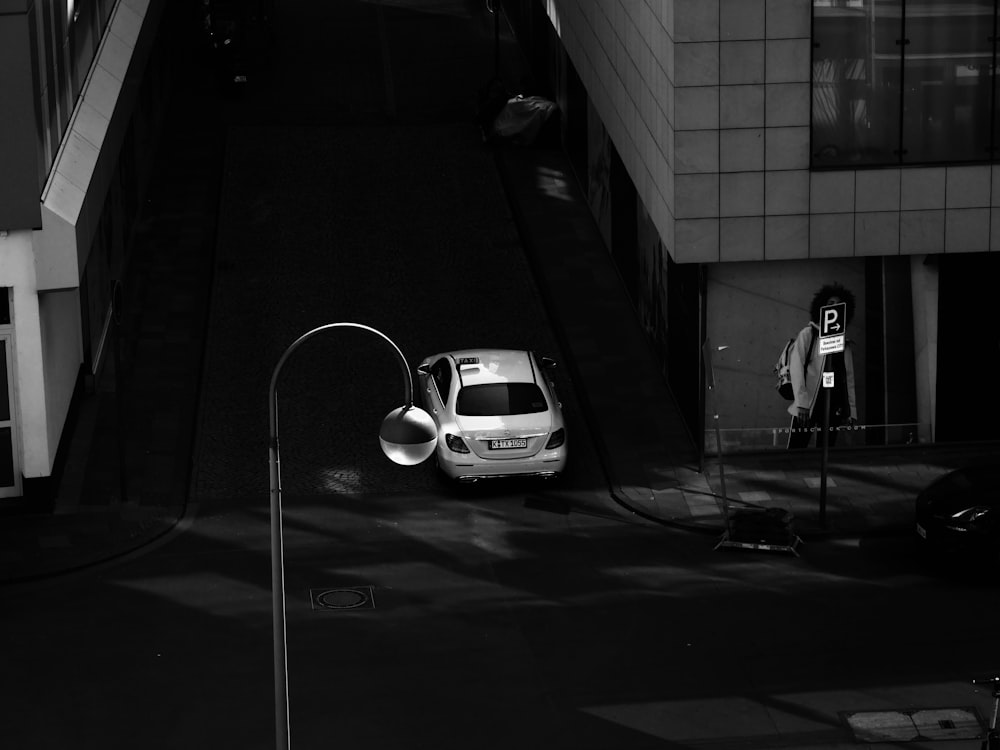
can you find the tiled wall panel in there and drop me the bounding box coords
[545,0,997,262]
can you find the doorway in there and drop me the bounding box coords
[936,252,1000,442]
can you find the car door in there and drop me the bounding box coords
[424,357,452,424]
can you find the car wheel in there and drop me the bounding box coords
[431,454,459,488]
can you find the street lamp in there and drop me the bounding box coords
[267,323,437,750]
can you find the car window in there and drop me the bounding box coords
[456,383,547,416]
[430,358,452,405]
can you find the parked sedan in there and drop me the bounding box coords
[416,349,567,482]
[915,465,1000,558]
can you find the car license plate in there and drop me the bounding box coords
[916,523,927,539]
[489,438,527,450]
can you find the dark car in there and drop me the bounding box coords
[915,465,1000,558]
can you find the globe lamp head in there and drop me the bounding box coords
[379,405,438,465]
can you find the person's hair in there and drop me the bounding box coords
[809,283,855,324]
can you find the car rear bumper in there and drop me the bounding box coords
[915,517,993,551]
[438,451,566,482]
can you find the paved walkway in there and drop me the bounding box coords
[1,1,997,585]
[492,143,999,539]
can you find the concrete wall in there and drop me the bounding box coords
[636,197,668,373]
[586,89,612,246]
[0,232,84,480]
[39,288,82,474]
[705,258,867,451]
[545,1,674,257]
[0,231,49,477]
[542,0,1000,264]
[529,0,988,450]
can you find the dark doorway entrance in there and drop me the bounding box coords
[936,252,1000,441]
[609,142,638,307]
[667,258,704,452]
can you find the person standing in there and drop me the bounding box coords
[787,283,858,449]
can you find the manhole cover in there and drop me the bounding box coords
[842,707,983,742]
[310,586,375,611]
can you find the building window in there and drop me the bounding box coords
[812,0,998,167]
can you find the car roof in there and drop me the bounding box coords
[444,349,536,387]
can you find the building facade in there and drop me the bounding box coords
[506,0,1000,455]
[0,0,172,504]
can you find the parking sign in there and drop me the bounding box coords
[819,302,846,354]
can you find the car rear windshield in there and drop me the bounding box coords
[456,383,547,416]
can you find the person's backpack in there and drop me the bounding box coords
[774,327,815,400]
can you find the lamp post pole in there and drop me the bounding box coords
[267,323,437,750]
[111,280,128,504]
[493,0,501,80]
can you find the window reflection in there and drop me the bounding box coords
[903,1,995,162]
[996,34,1000,158]
[813,0,902,166]
[812,0,998,167]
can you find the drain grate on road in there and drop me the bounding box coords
[842,707,983,743]
[310,586,376,612]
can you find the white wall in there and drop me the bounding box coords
[0,231,52,477]
[39,288,83,472]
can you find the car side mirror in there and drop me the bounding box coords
[417,363,431,376]
[541,357,557,369]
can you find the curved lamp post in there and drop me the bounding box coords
[267,323,437,750]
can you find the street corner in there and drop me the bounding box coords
[0,504,184,585]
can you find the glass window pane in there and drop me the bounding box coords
[901,1,996,163]
[456,384,548,416]
[813,0,903,167]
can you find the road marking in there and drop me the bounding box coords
[843,707,982,742]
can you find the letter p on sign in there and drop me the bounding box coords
[821,302,846,337]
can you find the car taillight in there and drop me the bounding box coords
[545,428,565,449]
[445,433,470,454]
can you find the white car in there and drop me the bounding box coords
[416,349,567,482]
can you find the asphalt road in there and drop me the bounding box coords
[3,2,1000,749]
[190,0,608,503]
[5,488,1000,749]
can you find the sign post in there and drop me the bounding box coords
[817,302,846,528]
[710,342,801,555]
[819,370,831,527]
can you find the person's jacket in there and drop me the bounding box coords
[786,321,857,419]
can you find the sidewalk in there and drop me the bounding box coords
[0,34,222,584]
[491,143,1000,540]
[2,7,998,585]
